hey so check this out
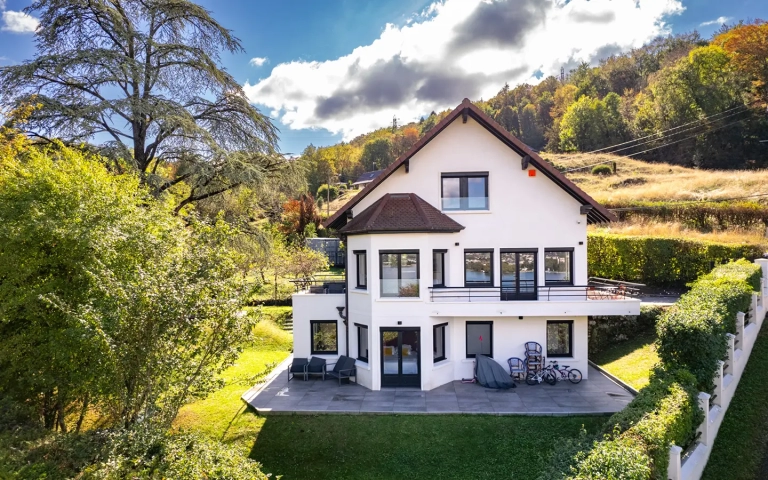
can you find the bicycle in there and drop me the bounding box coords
[525,368,556,386]
[543,360,582,384]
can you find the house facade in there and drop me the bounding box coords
[292,99,640,391]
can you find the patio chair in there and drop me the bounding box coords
[324,355,357,385]
[524,342,542,355]
[287,357,309,381]
[306,356,327,380]
[507,357,526,381]
[326,282,346,294]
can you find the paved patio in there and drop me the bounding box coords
[242,359,634,416]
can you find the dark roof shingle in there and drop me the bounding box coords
[338,193,465,235]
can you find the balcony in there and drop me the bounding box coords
[429,284,639,302]
[290,274,346,294]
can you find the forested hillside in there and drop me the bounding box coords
[301,21,768,200]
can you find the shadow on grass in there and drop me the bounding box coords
[248,414,608,480]
[591,330,656,366]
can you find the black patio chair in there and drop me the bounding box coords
[287,357,308,381]
[324,355,357,385]
[306,356,327,380]
[326,282,346,294]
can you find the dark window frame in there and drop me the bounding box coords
[310,320,338,355]
[433,322,447,363]
[546,320,573,358]
[441,172,489,211]
[464,249,494,288]
[379,250,420,298]
[466,321,493,358]
[500,248,538,300]
[544,248,574,286]
[433,249,447,288]
[355,323,369,362]
[354,250,367,289]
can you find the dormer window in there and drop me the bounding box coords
[441,172,488,210]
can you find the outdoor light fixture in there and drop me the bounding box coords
[336,306,346,322]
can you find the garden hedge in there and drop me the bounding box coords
[608,201,768,231]
[656,259,759,388]
[587,233,764,287]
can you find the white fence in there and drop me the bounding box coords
[668,258,768,480]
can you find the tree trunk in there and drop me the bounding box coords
[75,393,90,433]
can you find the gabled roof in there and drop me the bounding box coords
[338,193,465,235]
[352,169,384,185]
[324,98,616,229]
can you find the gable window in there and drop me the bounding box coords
[433,250,446,287]
[466,321,493,358]
[465,250,493,287]
[356,323,369,362]
[434,323,447,362]
[441,172,489,210]
[311,320,338,355]
[354,250,367,289]
[547,320,573,358]
[545,249,573,286]
[380,250,420,297]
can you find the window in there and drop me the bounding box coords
[547,321,573,357]
[356,323,369,362]
[311,320,337,354]
[354,250,367,289]
[433,250,446,287]
[465,250,493,287]
[545,249,573,286]
[466,321,493,358]
[379,250,420,297]
[441,172,489,210]
[433,323,447,362]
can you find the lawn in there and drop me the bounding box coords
[591,331,659,390]
[703,323,768,480]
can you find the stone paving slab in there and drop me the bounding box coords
[243,358,634,416]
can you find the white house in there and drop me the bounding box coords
[292,99,641,391]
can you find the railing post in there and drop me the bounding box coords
[736,312,745,344]
[713,360,724,407]
[759,278,765,308]
[725,333,736,375]
[750,293,758,324]
[698,392,711,446]
[668,445,682,480]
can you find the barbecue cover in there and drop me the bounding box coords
[475,354,515,389]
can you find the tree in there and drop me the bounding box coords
[0,0,287,211]
[518,103,545,149]
[494,106,519,136]
[279,194,321,243]
[715,20,768,103]
[559,93,628,152]
[360,138,394,171]
[0,137,255,430]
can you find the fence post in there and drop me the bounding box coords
[751,293,758,325]
[760,278,765,308]
[725,333,736,376]
[668,445,683,480]
[736,312,745,345]
[698,392,711,446]
[713,360,724,407]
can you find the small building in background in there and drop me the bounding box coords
[351,170,384,189]
[306,237,345,268]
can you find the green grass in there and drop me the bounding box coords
[703,322,768,480]
[249,415,607,480]
[592,331,659,390]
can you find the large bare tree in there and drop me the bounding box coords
[0,0,287,211]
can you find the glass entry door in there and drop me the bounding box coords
[381,328,421,387]
[500,250,538,301]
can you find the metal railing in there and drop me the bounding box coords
[428,284,640,302]
[290,274,346,294]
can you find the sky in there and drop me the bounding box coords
[1,0,767,155]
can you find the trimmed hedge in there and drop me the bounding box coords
[589,305,666,355]
[609,201,768,231]
[588,233,764,287]
[656,259,759,388]
[561,260,761,479]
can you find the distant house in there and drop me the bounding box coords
[291,98,640,391]
[352,170,384,189]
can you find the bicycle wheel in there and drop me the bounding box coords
[544,372,557,385]
[526,372,538,385]
[567,369,583,384]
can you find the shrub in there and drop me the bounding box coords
[656,260,758,388]
[609,201,768,231]
[589,305,667,355]
[317,183,340,202]
[572,434,651,480]
[591,164,613,175]
[587,233,764,287]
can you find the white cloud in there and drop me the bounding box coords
[245,0,684,140]
[2,11,39,34]
[249,56,269,67]
[0,1,6,11]
[700,16,732,27]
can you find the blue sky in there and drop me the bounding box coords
[1,0,767,155]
